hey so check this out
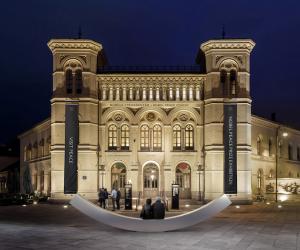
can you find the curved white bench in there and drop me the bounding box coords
[70,194,231,232]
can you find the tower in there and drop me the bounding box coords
[201,39,255,203]
[48,39,103,199]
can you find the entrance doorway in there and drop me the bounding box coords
[143,163,159,198]
[176,163,191,199]
[111,163,126,196]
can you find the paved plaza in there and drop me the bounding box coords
[0,201,300,250]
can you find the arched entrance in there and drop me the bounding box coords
[143,163,159,198]
[111,163,126,195]
[176,163,191,199]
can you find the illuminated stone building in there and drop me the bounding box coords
[18,38,300,203]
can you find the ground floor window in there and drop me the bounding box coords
[111,163,126,189]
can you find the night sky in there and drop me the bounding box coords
[1,0,300,144]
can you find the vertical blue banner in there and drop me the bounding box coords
[224,104,237,194]
[64,104,79,194]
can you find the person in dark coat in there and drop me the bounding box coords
[116,189,121,210]
[140,198,153,219]
[98,188,105,208]
[103,188,109,209]
[151,197,165,219]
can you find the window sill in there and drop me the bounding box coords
[106,150,132,152]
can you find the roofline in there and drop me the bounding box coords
[18,118,51,139]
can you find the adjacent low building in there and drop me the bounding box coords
[18,38,300,203]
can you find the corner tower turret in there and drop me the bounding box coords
[48,39,103,199]
[201,39,255,204]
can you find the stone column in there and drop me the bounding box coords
[142,87,147,100]
[182,85,187,101]
[135,87,140,100]
[156,86,160,100]
[122,87,127,100]
[129,87,133,100]
[102,87,107,100]
[162,86,166,100]
[149,87,153,100]
[109,86,113,100]
[196,85,200,100]
[189,85,193,100]
[115,86,120,101]
[169,87,173,100]
[176,86,180,100]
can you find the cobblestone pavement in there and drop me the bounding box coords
[0,201,300,250]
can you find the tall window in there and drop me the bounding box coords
[140,125,150,151]
[39,139,44,157]
[173,125,181,150]
[230,70,237,95]
[121,125,130,150]
[220,70,227,96]
[75,70,83,94]
[268,139,273,157]
[297,147,300,161]
[65,69,73,94]
[257,169,263,194]
[153,125,162,151]
[108,125,118,150]
[185,125,194,150]
[288,144,293,160]
[257,137,262,155]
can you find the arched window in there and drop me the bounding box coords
[268,139,273,157]
[32,142,38,159]
[65,69,73,94]
[230,70,237,96]
[185,125,194,150]
[121,125,130,150]
[39,139,44,157]
[153,125,162,151]
[288,144,293,160]
[220,70,227,96]
[140,125,150,151]
[108,125,118,150]
[27,144,32,161]
[173,125,181,150]
[75,69,83,94]
[257,137,262,156]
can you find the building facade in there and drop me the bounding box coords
[18,38,300,203]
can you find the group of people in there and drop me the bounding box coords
[98,187,121,211]
[140,197,165,220]
[98,188,166,220]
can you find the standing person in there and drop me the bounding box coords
[99,188,106,208]
[116,189,121,210]
[104,188,109,209]
[140,198,153,219]
[151,197,165,219]
[111,187,117,211]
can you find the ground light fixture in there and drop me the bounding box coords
[278,205,282,208]
[63,205,68,209]
[22,204,27,207]
[185,204,190,208]
[235,205,240,209]
[266,202,270,205]
[33,201,38,205]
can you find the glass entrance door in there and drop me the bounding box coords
[143,163,159,198]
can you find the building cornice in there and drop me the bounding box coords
[47,39,102,54]
[200,39,255,53]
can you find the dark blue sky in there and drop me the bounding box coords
[1,0,300,144]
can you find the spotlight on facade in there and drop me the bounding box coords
[33,201,38,205]
[235,205,240,209]
[282,132,288,137]
[278,205,282,208]
[137,205,142,210]
[63,205,68,209]
[266,202,270,205]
